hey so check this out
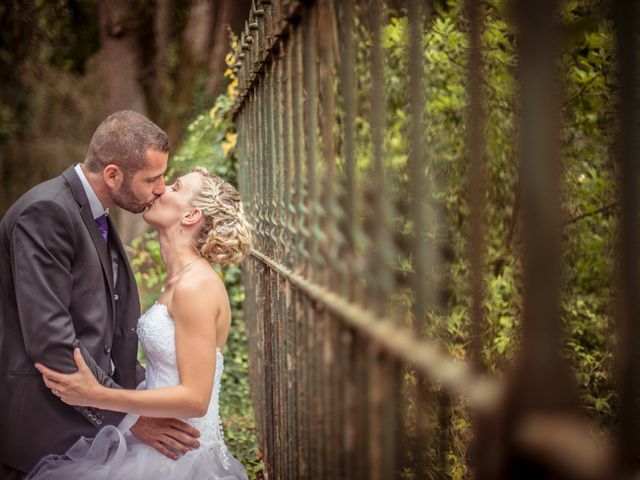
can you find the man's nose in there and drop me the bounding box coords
[153,179,166,196]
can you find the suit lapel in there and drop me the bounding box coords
[106,215,141,329]
[61,166,115,292]
[106,215,130,287]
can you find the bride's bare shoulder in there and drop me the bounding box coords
[171,263,227,319]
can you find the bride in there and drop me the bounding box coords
[28,167,251,479]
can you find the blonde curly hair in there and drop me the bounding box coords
[190,167,252,266]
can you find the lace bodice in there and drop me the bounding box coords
[137,302,231,470]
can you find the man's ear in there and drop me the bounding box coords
[182,208,203,227]
[103,165,122,189]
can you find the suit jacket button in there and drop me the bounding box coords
[104,345,111,354]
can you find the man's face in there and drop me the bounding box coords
[111,148,168,213]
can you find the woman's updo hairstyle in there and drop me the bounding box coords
[190,167,252,266]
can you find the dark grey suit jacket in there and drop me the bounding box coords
[0,165,144,472]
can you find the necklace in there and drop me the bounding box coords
[161,257,201,292]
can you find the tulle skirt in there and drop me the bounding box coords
[26,425,248,480]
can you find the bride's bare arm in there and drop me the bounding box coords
[36,279,221,418]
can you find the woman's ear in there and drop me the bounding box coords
[182,208,203,227]
[103,165,122,189]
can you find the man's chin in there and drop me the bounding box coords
[127,206,147,214]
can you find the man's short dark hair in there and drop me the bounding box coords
[85,110,170,176]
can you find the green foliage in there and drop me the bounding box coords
[128,54,262,477]
[169,91,239,181]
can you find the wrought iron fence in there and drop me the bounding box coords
[231,0,638,478]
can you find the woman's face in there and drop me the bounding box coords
[143,172,202,229]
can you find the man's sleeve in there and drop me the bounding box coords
[11,200,125,427]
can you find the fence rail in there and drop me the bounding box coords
[231,0,638,478]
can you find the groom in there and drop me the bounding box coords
[0,110,200,478]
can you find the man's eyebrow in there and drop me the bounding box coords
[146,173,164,181]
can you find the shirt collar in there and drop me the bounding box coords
[74,163,109,220]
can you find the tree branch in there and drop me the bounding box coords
[563,202,618,227]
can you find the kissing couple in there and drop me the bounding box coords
[0,110,251,479]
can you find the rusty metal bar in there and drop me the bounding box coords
[269,51,281,263]
[499,0,586,478]
[463,2,493,477]
[368,0,395,317]
[266,59,276,260]
[283,28,296,270]
[466,0,486,373]
[337,0,357,300]
[277,42,289,266]
[303,3,321,275]
[318,0,340,286]
[316,2,340,477]
[511,0,574,408]
[407,0,431,335]
[293,20,308,265]
[406,3,441,478]
[250,247,500,408]
[614,0,640,475]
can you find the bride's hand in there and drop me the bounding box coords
[35,348,103,407]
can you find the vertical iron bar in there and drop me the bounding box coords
[280,27,298,477]
[266,61,275,260]
[368,348,384,480]
[338,0,357,300]
[343,328,356,479]
[276,45,288,265]
[303,4,320,276]
[407,0,431,336]
[276,43,288,480]
[464,1,493,478]
[503,0,578,477]
[293,21,308,266]
[336,4,357,474]
[255,78,265,251]
[369,0,394,317]
[614,0,640,474]
[354,334,370,480]
[466,0,486,373]
[514,0,571,403]
[284,27,296,270]
[318,0,340,289]
[317,3,340,470]
[294,288,307,478]
[407,2,436,477]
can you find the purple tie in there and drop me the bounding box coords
[95,214,108,242]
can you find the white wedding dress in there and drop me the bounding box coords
[27,302,248,479]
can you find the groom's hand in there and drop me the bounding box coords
[130,417,201,460]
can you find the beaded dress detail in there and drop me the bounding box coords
[27,303,248,480]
